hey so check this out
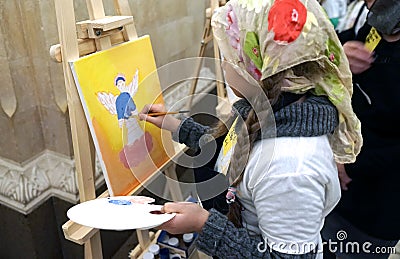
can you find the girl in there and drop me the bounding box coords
[139,0,362,257]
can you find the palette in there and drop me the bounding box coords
[67,196,175,230]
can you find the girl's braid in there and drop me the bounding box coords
[225,69,287,227]
[226,95,264,227]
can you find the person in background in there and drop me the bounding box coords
[140,0,362,258]
[335,0,369,41]
[319,0,348,29]
[321,0,400,258]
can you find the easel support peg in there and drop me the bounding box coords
[76,16,133,39]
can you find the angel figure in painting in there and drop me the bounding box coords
[97,69,153,168]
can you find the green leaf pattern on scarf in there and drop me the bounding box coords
[325,38,341,66]
[244,32,263,70]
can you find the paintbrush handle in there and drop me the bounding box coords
[147,110,189,117]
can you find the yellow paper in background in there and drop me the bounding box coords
[70,35,174,196]
[365,27,381,52]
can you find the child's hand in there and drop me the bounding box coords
[158,202,209,234]
[139,104,181,132]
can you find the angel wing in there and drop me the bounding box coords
[127,69,139,97]
[97,92,117,115]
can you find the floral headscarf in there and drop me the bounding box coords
[211,0,362,163]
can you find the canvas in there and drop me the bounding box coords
[70,35,174,196]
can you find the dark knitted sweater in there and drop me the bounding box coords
[171,94,338,258]
[173,94,338,151]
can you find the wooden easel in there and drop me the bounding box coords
[186,0,227,113]
[50,1,186,258]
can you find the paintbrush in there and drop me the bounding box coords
[146,110,190,117]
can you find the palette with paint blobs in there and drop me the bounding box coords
[67,196,175,230]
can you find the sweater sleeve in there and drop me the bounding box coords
[195,208,266,258]
[196,209,318,259]
[172,117,210,151]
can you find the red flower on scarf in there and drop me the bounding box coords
[268,0,307,43]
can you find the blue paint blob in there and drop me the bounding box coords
[108,199,132,205]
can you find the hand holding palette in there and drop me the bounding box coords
[67,196,175,230]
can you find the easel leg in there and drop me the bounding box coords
[136,230,150,250]
[84,231,103,259]
[186,13,213,112]
[186,0,227,113]
[164,164,184,201]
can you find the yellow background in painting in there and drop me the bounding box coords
[71,35,171,196]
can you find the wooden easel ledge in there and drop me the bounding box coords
[62,191,108,245]
[76,16,133,39]
[50,16,133,63]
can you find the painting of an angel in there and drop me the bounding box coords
[97,70,153,168]
[69,36,174,196]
